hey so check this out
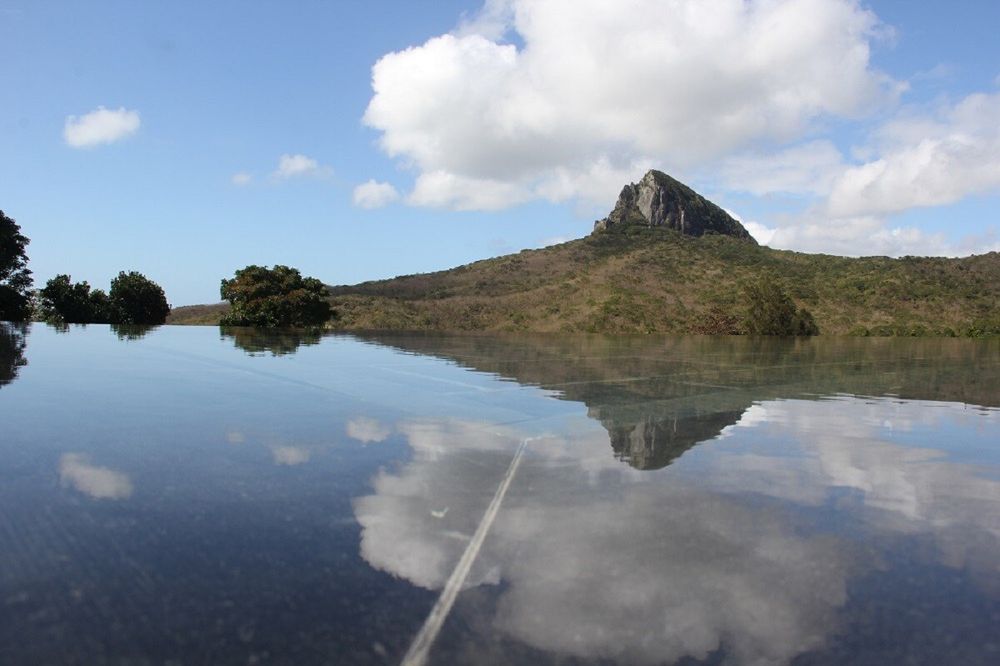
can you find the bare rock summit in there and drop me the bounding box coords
[594,170,757,243]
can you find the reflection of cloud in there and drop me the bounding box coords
[706,399,1000,526]
[346,417,391,444]
[59,454,133,500]
[354,418,858,665]
[271,446,310,466]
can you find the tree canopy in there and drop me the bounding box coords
[39,275,111,324]
[109,271,171,324]
[40,271,168,325]
[0,210,33,322]
[220,265,332,328]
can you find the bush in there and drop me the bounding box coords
[220,265,332,328]
[743,277,819,336]
[109,271,171,324]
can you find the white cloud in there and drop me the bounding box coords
[346,416,391,444]
[272,153,327,179]
[722,140,846,196]
[716,91,1000,256]
[59,453,133,500]
[743,221,778,247]
[827,92,1000,218]
[231,172,253,186]
[761,214,966,257]
[352,180,399,209]
[364,0,897,211]
[63,106,140,148]
[537,235,572,247]
[408,170,532,210]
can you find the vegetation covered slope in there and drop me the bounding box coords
[324,227,1000,335]
[168,227,1000,335]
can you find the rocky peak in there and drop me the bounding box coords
[594,170,757,243]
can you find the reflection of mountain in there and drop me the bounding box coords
[355,402,1000,665]
[607,411,746,469]
[0,322,28,388]
[220,326,322,356]
[350,333,1000,469]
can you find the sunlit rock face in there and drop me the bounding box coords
[594,169,756,242]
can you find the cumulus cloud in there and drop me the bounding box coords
[364,0,897,211]
[63,106,140,148]
[272,153,328,179]
[352,180,400,209]
[231,172,253,186]
[826,92,1000,218]
[722,140,846,196]
[59,453,133,499]
[721,91,1000,256]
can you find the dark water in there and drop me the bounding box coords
[2,323,999,665]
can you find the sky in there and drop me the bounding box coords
[2,0,999,306]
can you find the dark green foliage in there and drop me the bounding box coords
[109,271,171,324]
[39,275,112,323]
[743,278,819,336]
[0,210,33,321]
[220,265,332,328]
[40,273,166,325]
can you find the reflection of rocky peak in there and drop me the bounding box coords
[604,411,745,470]
[594,169,756,242]
[351,333,1000,471]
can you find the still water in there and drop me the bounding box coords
[1,323,999,665]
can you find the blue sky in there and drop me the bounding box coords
[2,0,999,305]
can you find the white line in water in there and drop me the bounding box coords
[400,437,532,666]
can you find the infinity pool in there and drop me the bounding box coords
[2,323,999,664]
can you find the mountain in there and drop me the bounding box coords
[595,169,755,241]
[168,170,1000,336]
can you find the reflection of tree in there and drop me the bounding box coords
[111,323,156,341]
[220,326,323,356]
[353,333,1000,470]
[0,322,28,387]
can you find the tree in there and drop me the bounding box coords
[743,277,819,336]
[0,210,33,321]
[220,265,332,327]
[109,271,170,324]
[39,275,112,324]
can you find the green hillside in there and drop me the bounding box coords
[169,226,1000,335]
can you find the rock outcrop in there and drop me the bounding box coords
[594,169,756,243]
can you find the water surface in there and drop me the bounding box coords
[2,323,999,665]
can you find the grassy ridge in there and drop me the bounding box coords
[169,228,1000,335]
